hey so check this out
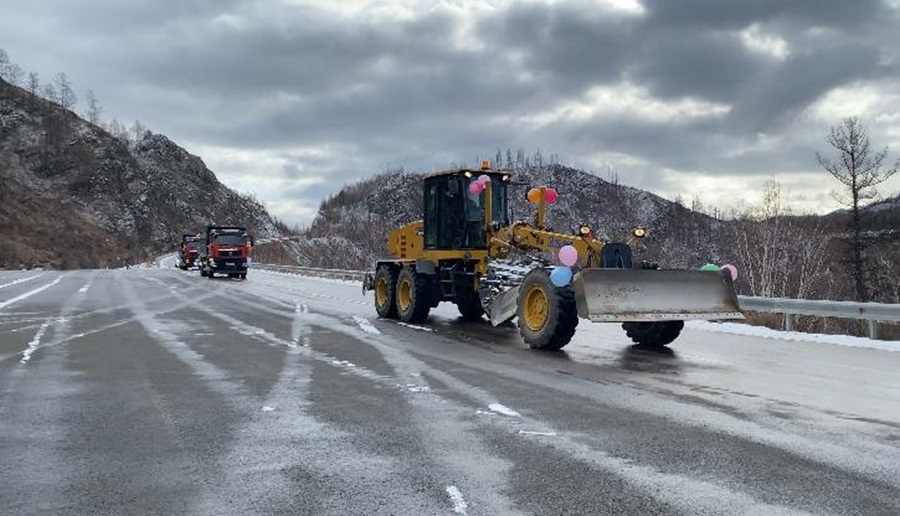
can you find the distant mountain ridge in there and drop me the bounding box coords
[287,164,721,271]
[284,162,898,308]
[0,77,285,268]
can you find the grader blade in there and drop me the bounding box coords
[572,269,743,322]
[487,286,521,327]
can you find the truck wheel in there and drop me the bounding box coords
[622,321,684,347]
[374,265,399,319]
[208,270,215,279]
[517,269,578,351]
[200,267,207,277]
[396,267,431,323]
[240,273,247,280]
[456,293,484,321]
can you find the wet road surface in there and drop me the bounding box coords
[1,268,899,515]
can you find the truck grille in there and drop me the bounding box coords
[218,250,242,258]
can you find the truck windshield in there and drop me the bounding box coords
[212,234,248,245]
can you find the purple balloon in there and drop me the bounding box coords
[477,174,491,184]
[558,245,578,267]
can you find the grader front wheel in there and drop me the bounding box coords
[516,269,579,351]
[622,321,684,347]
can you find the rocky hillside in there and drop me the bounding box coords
[0,77,285,268]
[287,164,720,271]
[286,163,897,307]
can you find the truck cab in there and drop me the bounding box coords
[178,234,202,270]
[200,225,253,279]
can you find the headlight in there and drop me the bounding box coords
[633,227,647,238]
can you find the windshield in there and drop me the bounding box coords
[465,177,508,225]
[184,237,201,248]
[212,234,248,246]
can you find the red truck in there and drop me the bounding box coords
[200,225,254,279]
[177,234,202,270]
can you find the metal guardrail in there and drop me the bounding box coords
[254,264,900,340]
[253,263,366,281]
[738,296,900,339]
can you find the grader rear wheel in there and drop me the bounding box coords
[516,269,578,351]
[374,265,399,319]
[396,267,431,323]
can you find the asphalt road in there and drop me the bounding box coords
[1,268,898,515]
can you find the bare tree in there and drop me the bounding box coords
[816,117,898,301]
[27,72,39,97]
[0,50,23,85]
[84,89,102,125]
[108,118,129,141]
[41,82,58,104]
[53,72,77,110]
[0,48,9,80]
[131,119,147,142]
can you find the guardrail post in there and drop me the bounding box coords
[868,320,879,340]
[784,312,794,332]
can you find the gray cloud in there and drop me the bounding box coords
[3,0,900,225]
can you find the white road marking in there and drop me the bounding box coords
[445,486,468,515]
[396,321,434,332]
[0,276,64,310]
[20,319,53,364]
[488,403,521,417]
[518,430,558,437]
[400,383,431,393]
[0,273,44,290]
[78,284,90,294]
[261,406,276,412]
[353,316,380,334]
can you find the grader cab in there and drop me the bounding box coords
[363,163,742,350]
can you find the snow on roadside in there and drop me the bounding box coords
[445,486,468,515]
[353,316,380,335]
[686,320,899,352]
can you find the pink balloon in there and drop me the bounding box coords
[468,182,484,195]
[558,245,578,267]
[544,187,558,204]
[721,264,738,281]
[477,174,491,184]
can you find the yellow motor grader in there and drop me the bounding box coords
[363,162,742,350]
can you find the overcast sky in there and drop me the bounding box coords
[4,0,900,225]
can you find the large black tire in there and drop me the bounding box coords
[516,269,578,351]
[240,273,247,280]
[455,289,484,321]
[374,265,399,319]
[622,321,684,347]
[396,267,432,323]
[207,269,215,279]
[200,267,207,277]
